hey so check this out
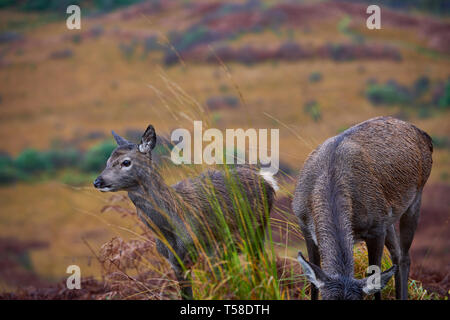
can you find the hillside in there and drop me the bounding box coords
[0,0,448,299]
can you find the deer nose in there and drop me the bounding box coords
[93,177,104,188]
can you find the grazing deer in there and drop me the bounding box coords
[93,125,277,299]
[292,117,432,300]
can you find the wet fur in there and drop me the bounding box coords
[292,116,432,300]
[99,134,275,299]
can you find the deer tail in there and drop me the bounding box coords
[259,169,279,192]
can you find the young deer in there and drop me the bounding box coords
[93,125,277,299]
[292,117,432,300]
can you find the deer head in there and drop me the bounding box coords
[93,125,157,192]
[297,251,397,300]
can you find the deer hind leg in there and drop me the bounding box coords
[385,224,402,299]
[365,231,386,300]
[304,234,321,300]
[398,193,422,300]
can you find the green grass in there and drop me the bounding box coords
[353,244,442,300]
[136,163,284,299]
[186,165,280,299]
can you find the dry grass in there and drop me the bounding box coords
[0,1,448,298]
[90,221,443,300]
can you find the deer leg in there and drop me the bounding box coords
[169,252,193,300]
[398,194,421,300]
[385,224,402,299]
[304,235,321,300]
[365,232,386,300]
[173,265,193,300]
[157,239,193,300]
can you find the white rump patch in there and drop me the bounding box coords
[259,169,279,191]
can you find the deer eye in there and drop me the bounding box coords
[122,160,131,167]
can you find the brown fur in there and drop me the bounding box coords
[94,126,275,299]
[292,116,432,300]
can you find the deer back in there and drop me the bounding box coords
[293,116,433,242]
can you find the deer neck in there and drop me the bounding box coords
[315,177,355,278]
[127,166,181,235]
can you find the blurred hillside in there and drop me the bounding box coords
[0,0,448,298]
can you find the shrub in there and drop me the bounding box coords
[80,141,116,173]
[1,0,148,12]
[89,25,104,38]
[71,34,82,44]
[142,36,161,57]
[365,83,411,106]
[413,76,430,98]
[219,84,229,93]
[0,153,13,167]
[165,25,222,65]
[49,49,73,60]
[328,43,354,61]
[278,42,303,61]
[337,16,351,35]
[94,0,144,12]
[15,149,48,173]
[0,153,21,184]
[417,106,431,119]
[437,79,450,110]
[304,100,321,122]
[0,165,25,185]
[0,143,113,184]
[206,95,240,111]
[367,77,450,114]
[0,32,23,44]
[308,72,323,83]
[119,40,138,60]
[42,148,81,169]
[172,25,210,52]
[22,0,81,11]
[432,136,450,150]
[212,112,222,125]
[0,0,14,8]
[22,0,53,11]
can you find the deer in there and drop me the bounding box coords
[93,124,277,299]
[292,116,433,300]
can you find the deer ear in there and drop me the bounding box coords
[139,125,157,154]
[112,130,131,146]
[297,251,328,289]
[362,265,397,295]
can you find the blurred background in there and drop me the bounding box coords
[0,0,448,298]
